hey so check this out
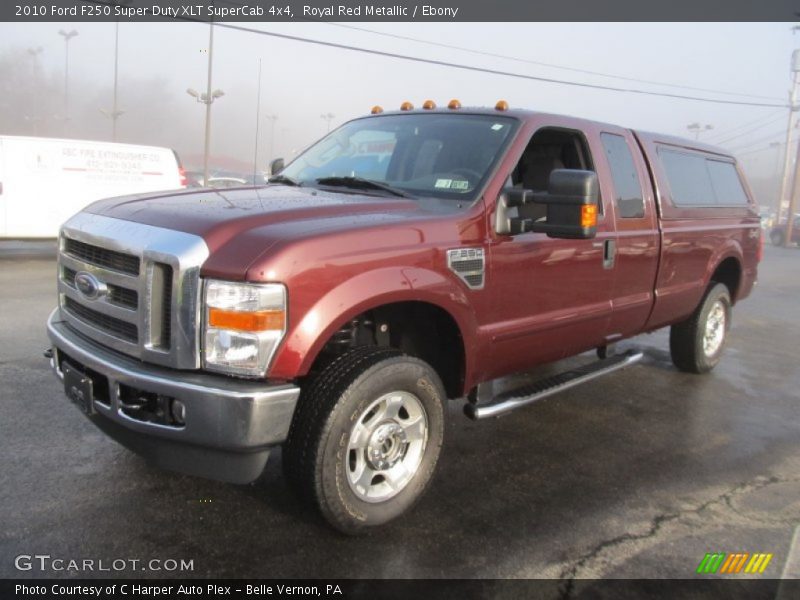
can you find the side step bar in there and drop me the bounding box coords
[464,350,644,420]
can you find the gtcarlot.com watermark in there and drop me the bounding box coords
[14,554,194,573]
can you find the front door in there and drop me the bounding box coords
[478,118,618,382]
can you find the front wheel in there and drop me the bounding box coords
[282,347,445,534]
[669,283,732,374]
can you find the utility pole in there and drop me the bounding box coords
[253,59,262,185]
[186,22,224,186]
[321,112,335,132]
[782,46,800,247]
[100,20,125,141]
[58,29,78,132]
[203,22,214,186]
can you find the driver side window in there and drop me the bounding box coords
[510,127,601,220]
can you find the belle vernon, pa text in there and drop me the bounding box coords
[16,584,343,597]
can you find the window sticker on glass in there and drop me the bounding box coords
[491,123,504,131]
[451,180,470,190]
[435,178,453,188]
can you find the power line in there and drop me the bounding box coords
[712,113,789,145]
[737,142,785,157]
[324,22,787,103]
[211,22,789,109]
[726,129,787,153]
[704,109,787,142]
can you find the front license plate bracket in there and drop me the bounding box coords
[63,361,95,415]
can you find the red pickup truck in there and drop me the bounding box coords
[47,102,760,533]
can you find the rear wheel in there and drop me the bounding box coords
[670,283,731,374]
[282,346,445,534]
[771,230,785,246]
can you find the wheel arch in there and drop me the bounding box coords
[708,255,743,304]
[269,266,476,398]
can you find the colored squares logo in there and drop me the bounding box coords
[696,552,773,574]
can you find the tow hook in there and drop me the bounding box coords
[43,348,53,359]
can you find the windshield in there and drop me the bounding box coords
[279,113,518,201]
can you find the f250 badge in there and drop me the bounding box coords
[74,271,107,301]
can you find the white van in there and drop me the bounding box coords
[0,136,186,238]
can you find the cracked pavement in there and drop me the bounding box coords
[1,245,799,583]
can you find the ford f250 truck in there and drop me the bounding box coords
[47,101,761,533]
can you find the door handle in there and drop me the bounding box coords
[603,239,616,269]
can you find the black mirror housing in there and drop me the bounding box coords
[269,158,285,176]
[495,169,599,239]
[533,169,599,239]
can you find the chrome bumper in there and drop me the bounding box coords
[46,309,300,484]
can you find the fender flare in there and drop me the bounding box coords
[703,238,743,300]
[268,266,478,382]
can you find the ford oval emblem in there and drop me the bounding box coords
[74,271,107,301]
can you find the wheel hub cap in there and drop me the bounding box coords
[703,300,726,357]
[346,391,429,503]
[367,422,408,470]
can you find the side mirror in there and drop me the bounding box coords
[269,158,285,176]
[495,169,599,239]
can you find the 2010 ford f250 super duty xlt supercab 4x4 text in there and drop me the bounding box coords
[47,101,761,533]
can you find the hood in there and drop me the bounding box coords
[87,185,424,249]
[85,185,452,278]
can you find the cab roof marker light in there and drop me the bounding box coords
[495,100,509,111]
[400,101,414,111]
[371,105,383,114]
[422,99,436,110]
[448,99,462,109]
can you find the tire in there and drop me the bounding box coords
[282,346,446,534]
[771,230,785,246]
[669,283,732,374]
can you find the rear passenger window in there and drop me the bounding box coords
[600,133,644,218]
[659,150,715,206]
[659,148,749,207]
[707,160,749,205]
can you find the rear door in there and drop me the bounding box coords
[597,128,660,338]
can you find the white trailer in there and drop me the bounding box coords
[0,136,186,238]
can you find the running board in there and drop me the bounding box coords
[464,350,644,420]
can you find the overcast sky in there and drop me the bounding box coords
[0,21,796,180]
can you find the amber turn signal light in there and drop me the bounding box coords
[208,308,285,332]
[371,105,383,114]
[400,101,414,111]
[422,99,436,110]
[447,99,461,109]
[495,100,509,111]
[581,204,598,228]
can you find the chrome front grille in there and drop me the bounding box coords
[64,237,141,275]
[63,296,139,343]
[57,213,210,369]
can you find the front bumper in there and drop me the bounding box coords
[46,309,300,484]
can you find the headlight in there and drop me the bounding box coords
[203,280,287,377]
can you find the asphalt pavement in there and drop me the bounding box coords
[1,245,798,586]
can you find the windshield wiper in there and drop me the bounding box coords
[315,176,412,198]
[268,174,301,186]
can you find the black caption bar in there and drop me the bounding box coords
[2,579,797,600]
[2,0,799,22]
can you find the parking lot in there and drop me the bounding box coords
[1,245,798,584]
